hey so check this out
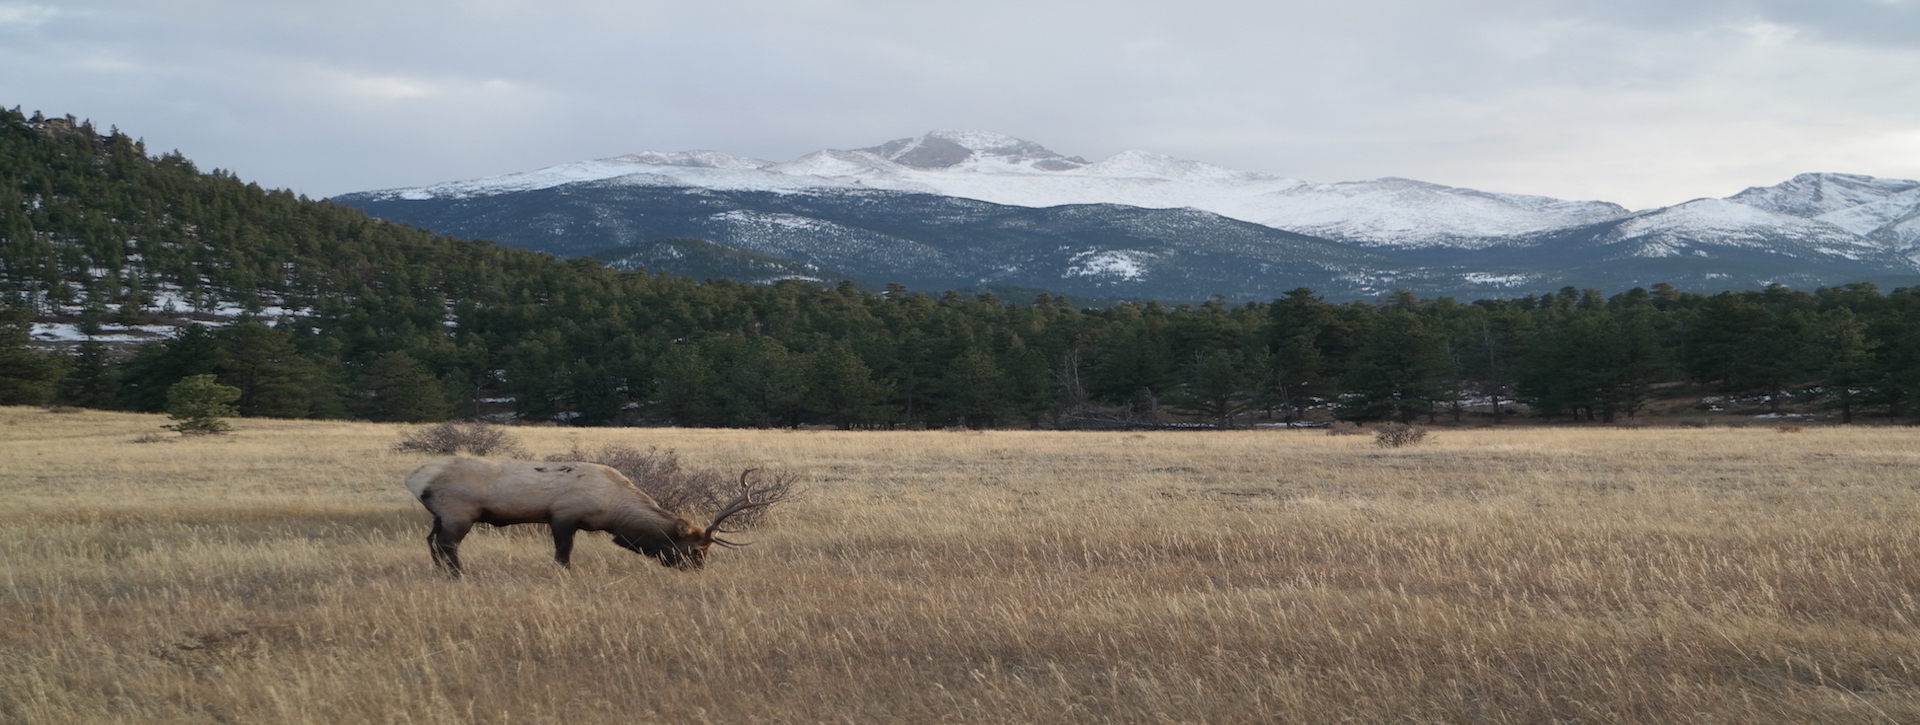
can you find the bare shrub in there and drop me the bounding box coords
[553,444,799,528]
[1723,420,1750,429]
[1614,419,1647,429]
[1677,418,1709,428]
[1373,423,1429,448]
[1777,425,1805,434]
[130,431,173,444]
[1325,421,1366,436]
[395,421,527,457]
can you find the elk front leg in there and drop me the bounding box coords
[431,517,473,578]
[551,522,578,568]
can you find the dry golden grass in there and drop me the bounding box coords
[2,407,1919,723]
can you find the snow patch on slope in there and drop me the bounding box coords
[1065,249,1153,281]
[1460,272,1537,288]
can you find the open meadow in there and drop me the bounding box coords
[2,408,1919,723]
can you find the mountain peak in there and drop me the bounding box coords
[1729,172,1920,218]
[1080,150,1272,183]
[605,150,771,170]
[860,130,1085,171]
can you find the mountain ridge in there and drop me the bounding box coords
[352,129,1641,247]
[335,132,1920,301]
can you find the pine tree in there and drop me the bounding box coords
[806,343,891,429]
[1261,334,1322,423]
[1339,310,1455,423]
[1087,323,1174,403]
[1684,294,1799,414]
[940,346,1009,429]
[119,325,221,412]
[0,305,63,405]
[569,365,622,426]
[716,338,806,428]
[211,320,315,418]
[163,374,240,434]
[1000,344,1056,429]
[1170,349,1254,428]
[655,344,716,426]
[357,351,449,423]
[1801,308,1878,424]
[56,340,120,409]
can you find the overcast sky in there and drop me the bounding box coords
[3,0,1917,210]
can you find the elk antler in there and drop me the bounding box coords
[706,468,774,547]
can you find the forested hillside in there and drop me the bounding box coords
[5,107,1920,427]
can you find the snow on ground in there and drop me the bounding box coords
[710,210,833,230]
[23,281,314,347]
[1815,196,1920,236]
[31,322,179,343]
[1460,273,1535,287]
[1064,250,1152,280]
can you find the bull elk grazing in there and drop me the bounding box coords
[403,457,771,577]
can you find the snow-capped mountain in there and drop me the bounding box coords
[1727,173,1920,262]
[1728,172,1920,220]
[357,130,1632,248]
[334,132,1920,301]
[1587,198,1893,262]
[1223,177,1629,249]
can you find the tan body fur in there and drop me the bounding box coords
[404,457,709,576]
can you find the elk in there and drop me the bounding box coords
[402,457,771,577]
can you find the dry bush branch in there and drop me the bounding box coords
[394,421,526,457]
[552,443,799,528]
[1373,422,1429,448]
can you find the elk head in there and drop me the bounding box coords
[617,469,773,570]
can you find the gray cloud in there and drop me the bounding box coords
[3,0,1917,209]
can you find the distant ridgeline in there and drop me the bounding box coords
[4,107,1920,427]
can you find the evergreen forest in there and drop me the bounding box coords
[5,107,1920,428]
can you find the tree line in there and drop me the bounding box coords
[3,107,1918,427]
